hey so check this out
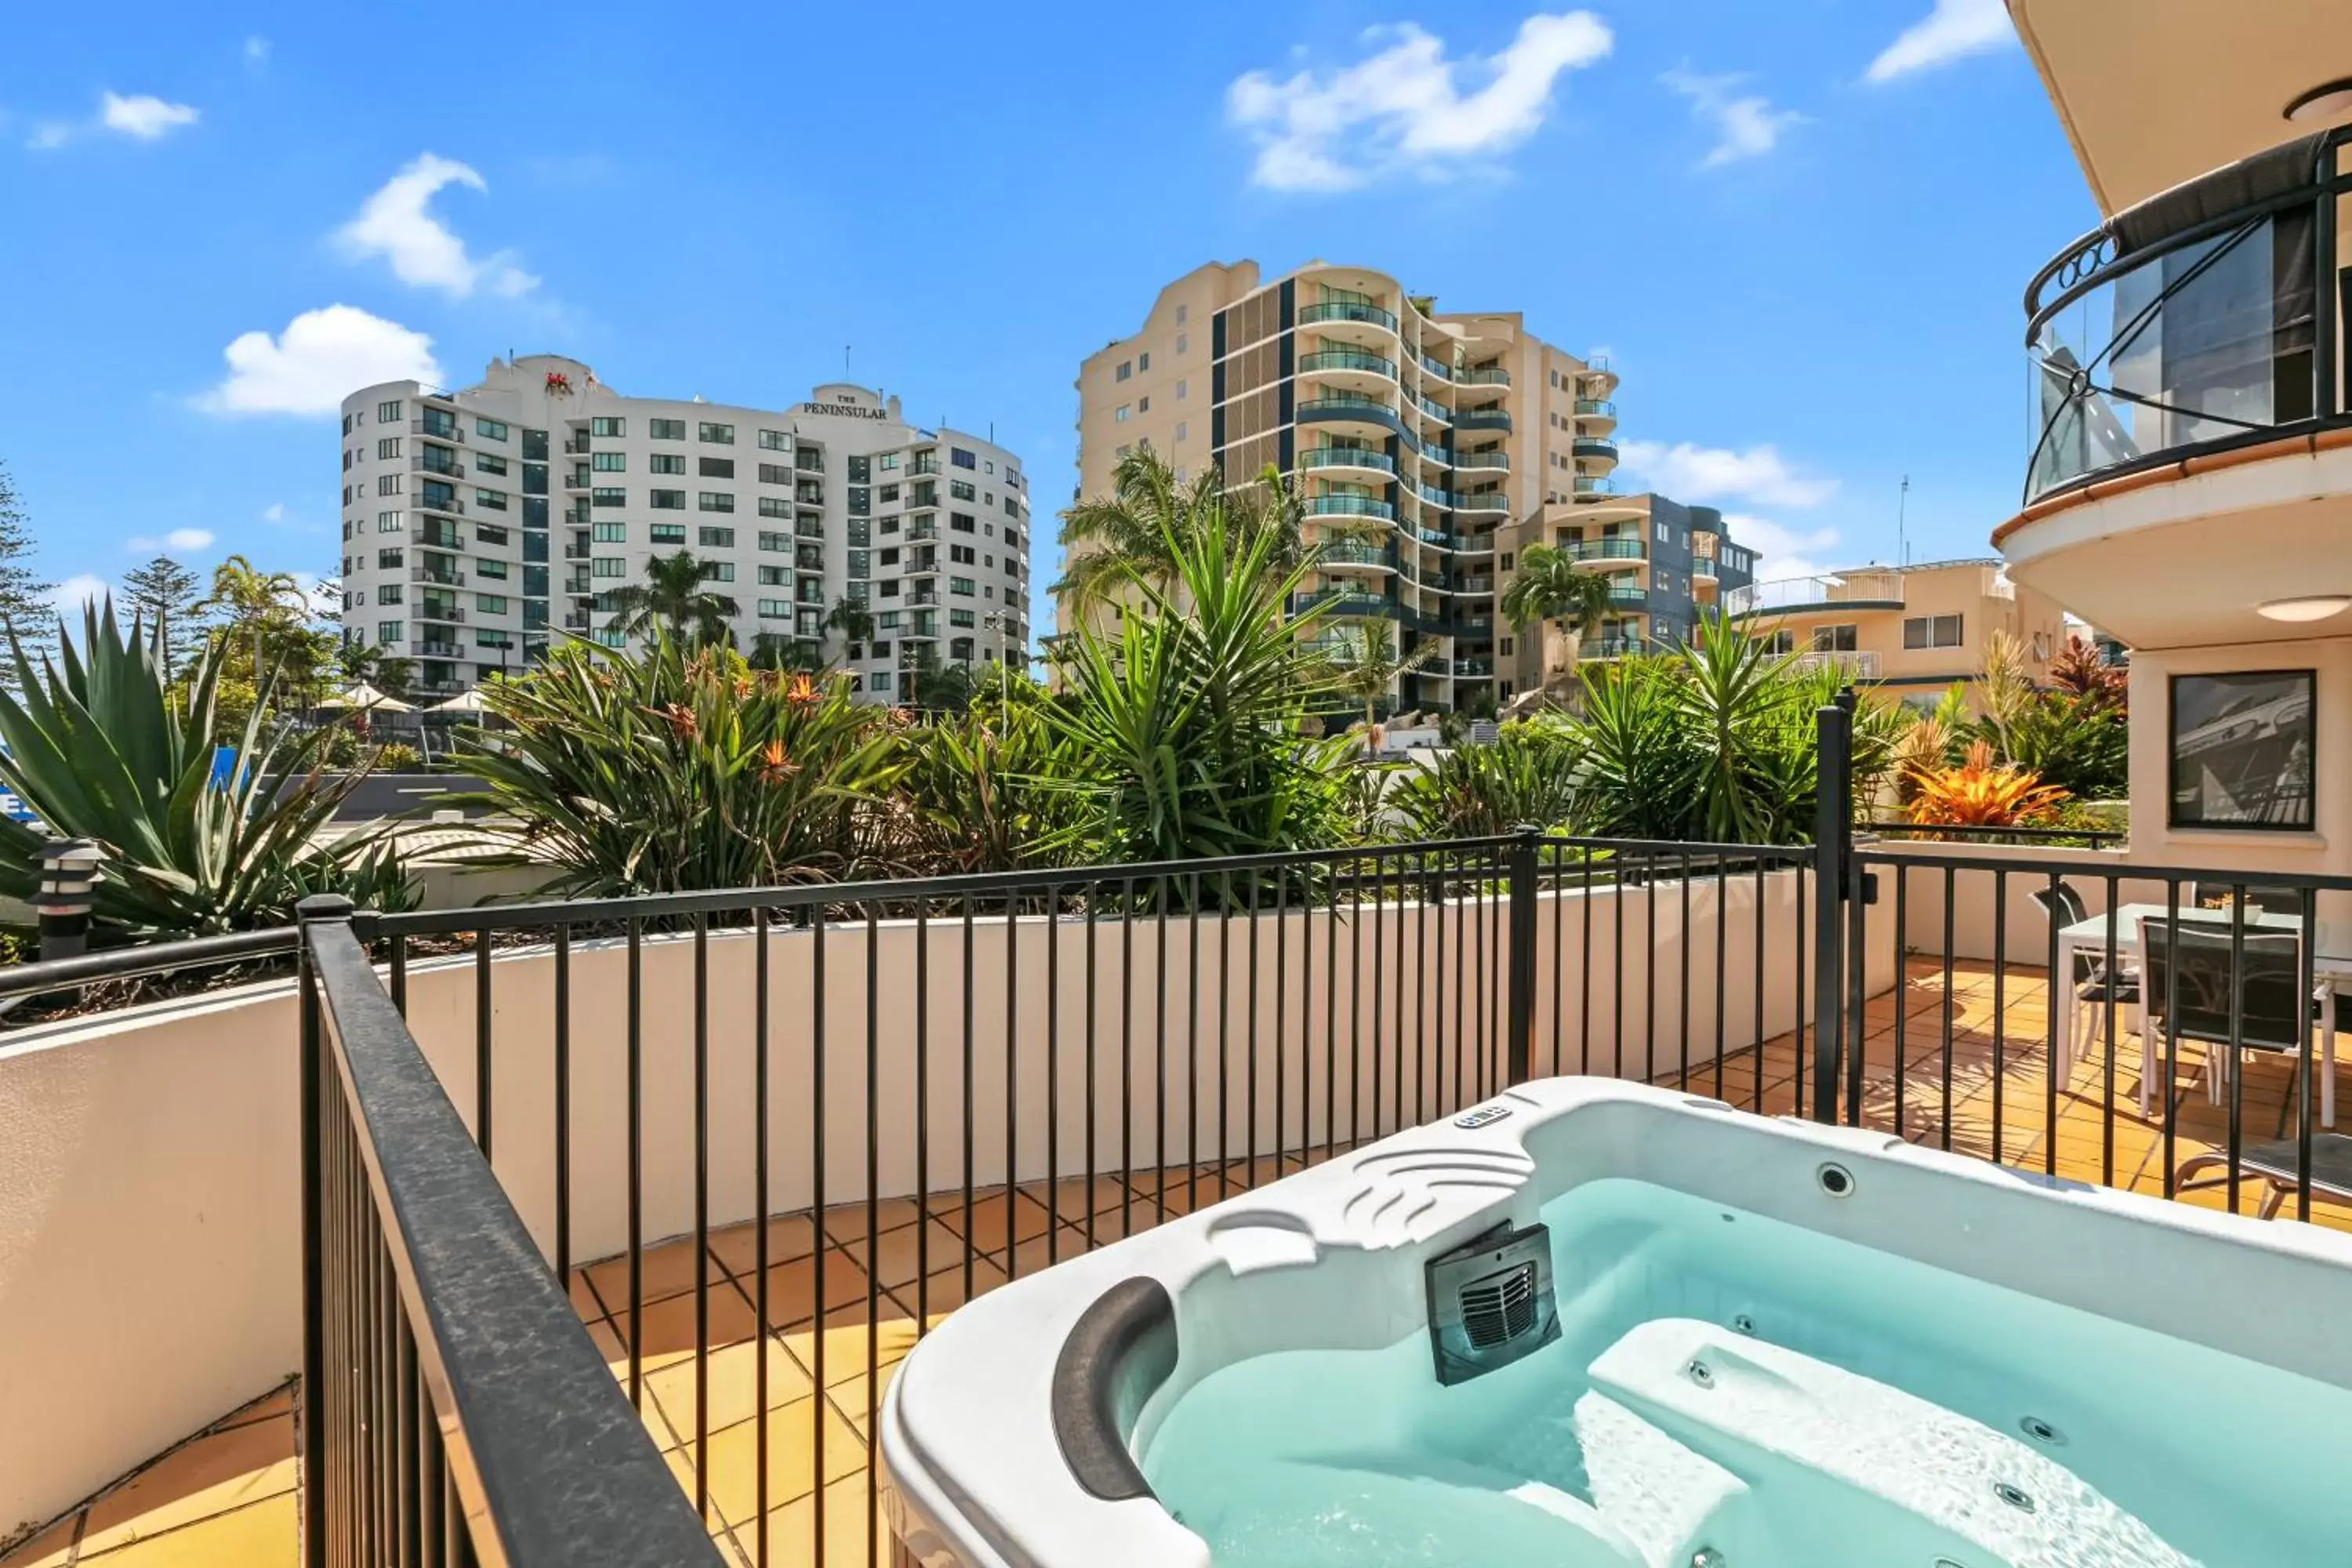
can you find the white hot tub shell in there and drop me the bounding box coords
[879,1078,2352,1567]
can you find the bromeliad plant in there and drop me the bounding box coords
[456,635,909,896]
[0,601,410,939]
[1904,740,2070,829]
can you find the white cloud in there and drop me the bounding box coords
[126,528,216,554]
[335,154,538,297]
[1719,513,1843,586]
[26,91,200,149]
[197,304,441,418]
[263,503,286,524]
[44,575,115,615]
[1865,0,2015,83]
[100,93,200,140]
[1227,12,1612,191]
[244,36,271,67]
[1617,440,1839,509]
[1661,68,1805,169]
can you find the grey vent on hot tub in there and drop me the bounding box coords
[1425,1220,1559,1385]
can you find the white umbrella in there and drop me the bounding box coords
[319,683,415,712]
[427,688,492,714]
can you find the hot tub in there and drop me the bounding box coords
[880,1079,2352,1566]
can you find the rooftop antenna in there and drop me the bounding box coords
[844,343,852,380]
[1896,474,1911,566]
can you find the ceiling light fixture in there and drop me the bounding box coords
[2284,78,2352,123]
[2257,594,2352,622]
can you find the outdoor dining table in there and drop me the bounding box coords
[2058,904,2349,1127]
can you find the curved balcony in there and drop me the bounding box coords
[1605,585,1649,609]
[1298,350,1398,390]
[1289,587,1399,619]
[1305,493,1395,521]
[1572,475,1615,497]
[1455,408,1512,434]
[1296,299,1399,335]
[1299,445,1396,478]
[1418,354,1454,383]
[1458,366,1511,388]
[1581,635,1643,659]
[1580,358,1619,396]
[1575,397,1617,421]
[1455,451,1508,471]
[1725,571,1906,621]
[1296,395,1415,448]
[1573,437,1619,466]
[1316,542,1399,572]
[1415,395,1453,427]
[1454,491,1511,515]
[2023,128,2351,506]
[1417,483,1453,510]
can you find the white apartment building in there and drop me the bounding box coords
[337,355,1032,702]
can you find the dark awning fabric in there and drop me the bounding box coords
[2111,132,2328,257]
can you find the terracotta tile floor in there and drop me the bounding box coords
[11,958,2345,1566]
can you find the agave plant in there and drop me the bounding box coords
[1904,740,2070,829]
[454,635,908,895]
[0,601,410,939]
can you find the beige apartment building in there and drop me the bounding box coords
[1727,559,2067,710]
[1063,260,1758,713]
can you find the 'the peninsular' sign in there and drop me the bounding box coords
[800,398,887,419]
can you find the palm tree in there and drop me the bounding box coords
[1324,617,1439,730]
[1055,446,1352,616]
[1499,544,1616,700]
[200,554,307,688]
[602,550,739,645]
[748,631,823,672]
[822,596,876,659]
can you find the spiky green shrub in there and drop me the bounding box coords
[1388,727,1580,840]
[0,601,410,939]
[892,671,1100,874]
[456,636,907,895]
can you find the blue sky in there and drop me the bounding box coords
[0,0,2091,636]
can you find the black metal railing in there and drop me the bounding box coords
[2024,125,2350,502]
[298,897,722,1567]
[1864,820,2125,850]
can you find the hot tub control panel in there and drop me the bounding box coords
[1453,1104,1513,1130]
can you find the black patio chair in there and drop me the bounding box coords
[2176,1134,2352,1220]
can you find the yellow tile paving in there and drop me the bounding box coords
[10,958,2344,1567]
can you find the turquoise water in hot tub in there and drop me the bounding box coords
[1140,1179,2352,1567]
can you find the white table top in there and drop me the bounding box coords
[2060,904,2352,976]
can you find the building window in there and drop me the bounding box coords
[378,620,402,644]
[475,416,509,441]
[650,417,686,440]
[949,576,975,597]
[1116,361,1131,382]
[759,429,790,451]
[474,452,509,477]
[950,480,976,502]
[699,492,736,513]
[476,557,509,579]
[1175,332,1189,355]
[378,400,402,423]
[592,557,626,579]
[1655,521,1671,543]
[951,448,976,470]
[758,496,789,518]
[950,544,975,565]
[1114,405,1131,423]
[376,437,401,459]
[474,522,509,546]
[759,599,792,618]
[1138,350,1150,372]
[592,521,626,543]
[591,416,626,437]
[650,524,687,545]
[758,462,790,485]
[699,421,735,444]
[702,561,735,583]
[377,474,402,495]
[1901,615,1964,650]
[1813,624,1859,652]
[699,456,735,479]
[951,513,975,533]
[591,487,626,508]
[759,531,789,552]
[378,511,403,532]
[1762,629,1795,654]
[650,489,686,510]
[758,565,788,586]
[377,586,404,607]
[1174,421,1188,444]
[592,451,626,471]
[699,526,735,547]
[476,593,509,615]
[649,453,685,475]
[377,548,405,569]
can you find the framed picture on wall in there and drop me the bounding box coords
[2169,670,2316,829]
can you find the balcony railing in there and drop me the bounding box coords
[1417,483,1452,509]
[1574,398,1617,419]
[1290,587,1399,618]
[1300,446,1396,474]
[414,494,466,516]
[1458,366,1511,387]
[409,565,464,586]
[411,418,464,443]
[1455,408,1512,432]
[1694,559,1719,579]
[1317,543,1399,569]
[1453,491,1510,514]
[1297,300,1399,332]
[1456,452,1509,470]
[1581,635,1644,658]
[1726,571,1907,619]
[1563,537,1645,561]
[1788,648,1882,678]
[416,602,465,624]
[412,638,462,658]
[1572,476,1615,496]
[1305,494,1395,520]
[1298,349,1398,379]
[1453,657,1494,677]
[2024,125,2351,502]
[1573,437,1619,463]
[410,455,464,480]
[1419,354,1454,382]
[1606,586,1648,608]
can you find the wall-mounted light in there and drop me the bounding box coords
[2256,594,2352,622]
[2284,78,2352,123]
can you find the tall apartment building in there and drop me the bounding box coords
[337,356,1031,703]
[1726,559,2067,710]
[1068,260,1754,712]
